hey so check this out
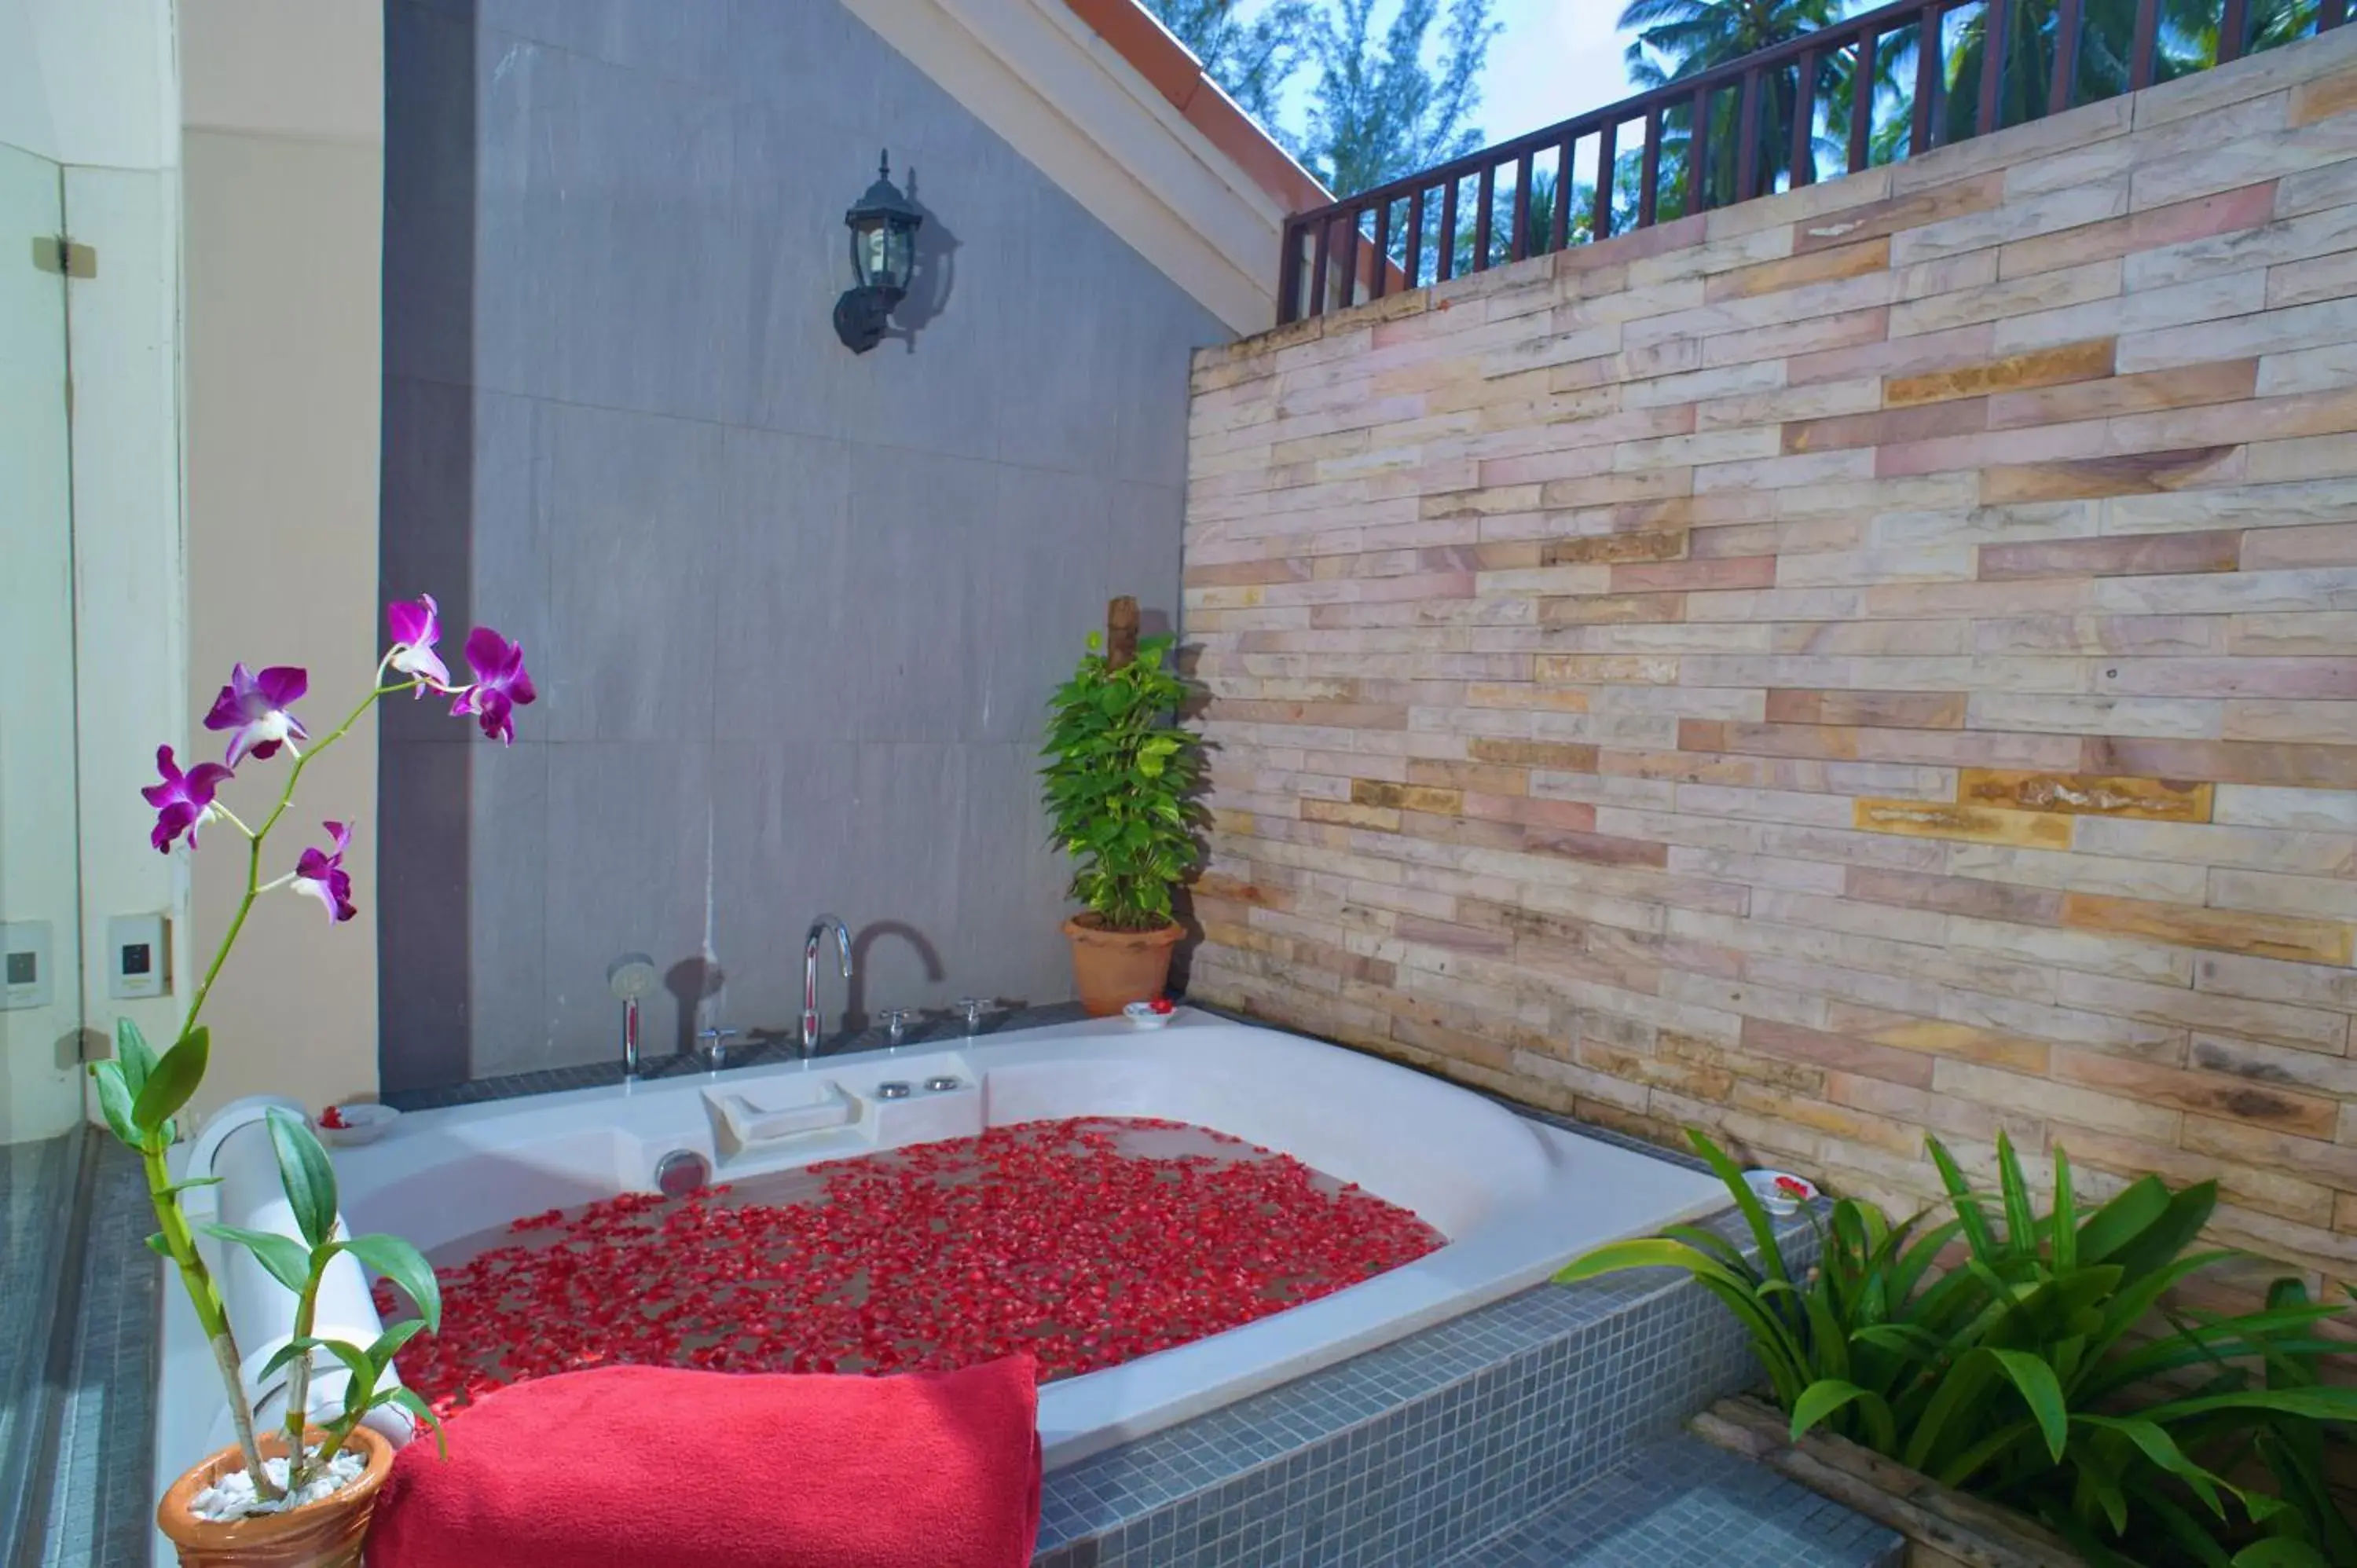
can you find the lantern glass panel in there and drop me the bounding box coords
[882,222,914,291]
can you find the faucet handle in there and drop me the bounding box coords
[953,997,995,1035]
[696,1025,740,1065]
[877,1007,915,1044]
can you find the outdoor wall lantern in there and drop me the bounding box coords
[835,149,925,354]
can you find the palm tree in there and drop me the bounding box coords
[1892,0,2312,155]
[1618,0,1845,212]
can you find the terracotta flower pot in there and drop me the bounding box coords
[1063,914,1182,1016]
[156,1426,394,1568]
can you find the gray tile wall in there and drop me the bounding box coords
[379,0,1229,1089]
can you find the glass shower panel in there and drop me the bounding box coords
[0,137,87,1549]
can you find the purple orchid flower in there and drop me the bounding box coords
[141,746,235,853]
[290,821,357,924]
[386,592,452,691]
[203,663,310,766]
[449,627,537,745]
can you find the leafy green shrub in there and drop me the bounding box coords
[1039,629,1202,932]
[1557,1129,2357,1566]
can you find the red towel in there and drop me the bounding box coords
[368,1358,1042,1568]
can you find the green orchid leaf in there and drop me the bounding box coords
[132,1027,210,1134]
[340,1233,442,1332]
[380,1387,449,1459]
[90,1059,142,1148]
[368,1317,429,1366]
[197,1223,313,1296]
[266,1108,339,1251]
[115,1017,158,1101]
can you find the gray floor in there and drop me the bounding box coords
[1436,1434,1904,1567]
[0,1135,75,1484]
[35,1139,156,1568]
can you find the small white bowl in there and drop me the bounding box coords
[1744,1168,1817,1217]
[1122,1001,1175,1030]
[315,1102,399,1147]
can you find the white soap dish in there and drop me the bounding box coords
[1744,1168,1817,1217]
[316,1103,399,1147]
[716,1082,855,1145]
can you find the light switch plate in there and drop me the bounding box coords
[0,921,54,1011]
[107,912,169,1001]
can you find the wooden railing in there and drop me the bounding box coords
[1277,0,2344,323]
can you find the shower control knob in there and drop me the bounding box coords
[923,1075,962,1093]
[875,1080,912,1100]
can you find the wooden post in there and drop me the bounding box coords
[1106,595,1139,671]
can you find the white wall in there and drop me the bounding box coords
[0,0,183,1143]
[178,0,384,1116]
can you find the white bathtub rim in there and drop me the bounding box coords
[162,1008,1728,1482]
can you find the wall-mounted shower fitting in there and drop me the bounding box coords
[607,953,659,1079]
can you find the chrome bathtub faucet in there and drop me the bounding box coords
[696,1025,740,1071]
[802,914,853,1057]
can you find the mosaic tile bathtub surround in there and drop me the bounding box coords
[1437,1433,1902,1567]
[1028,1207,1844,1568]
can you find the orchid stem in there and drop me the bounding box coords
[179,677,416,1043]
[144,1141,278,1497]
[145,667,417,1500]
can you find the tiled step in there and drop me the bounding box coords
[1435,1433,1904,1568]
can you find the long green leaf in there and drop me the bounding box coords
[197,1222,312,1295]
[89,1059,142,1148]
[1791,1379,1897,1452]
[1991,1348,2069,1461]
[1995,1130,2037,1260]
[1686,1128,1794,1287]
[1933,1414,2040,1490]
[114,1017,158,1103]
[340,1233,442,1332]
[2141,1387,2357,1425]
[1660,1222,1758,1283]
[132,1027,209,1134]
[309,1336,379,1412]
[266,1108,339,1251]
[1926,1135,2000,1268]
[2076,1174,2169,1263]
[2232,1543,2330,1568]
[2050,1144,2076,1272]
[1559,1236,1807,1396]
[368,1317,429,1365]
[2106,1181,2218,1287]
[1904,1347,1999,1473]
[2076,1414,2227,1519]
[1889,1213,1964,1305]
[2136,1486,2236,1568]
[379,1388,449,1459]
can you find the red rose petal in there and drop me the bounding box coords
[383,1117,1443,1416]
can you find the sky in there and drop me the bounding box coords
[1255,0,1649,160]
[1478,0,1648,146]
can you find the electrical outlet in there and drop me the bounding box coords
[107,913,169,1001]
[0,921,54,1011]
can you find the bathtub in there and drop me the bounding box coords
[156,1009,1724,1508]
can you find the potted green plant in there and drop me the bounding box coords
[101,595,530,1565]
[1039,599,1203,1015]
[1558,1129,2357,1566]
